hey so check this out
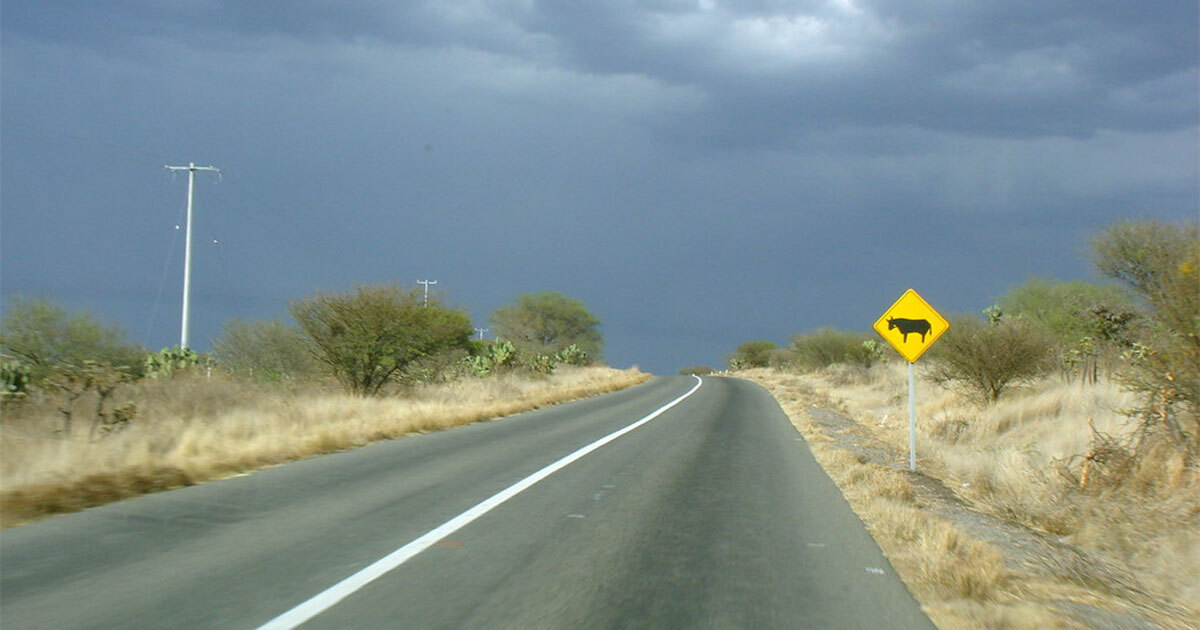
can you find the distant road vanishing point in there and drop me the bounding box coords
[1,376,933,629]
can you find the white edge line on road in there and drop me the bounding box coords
[257,375,703,630]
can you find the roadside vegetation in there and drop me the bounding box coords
[1,286,646,527]
[726,218,1198,629]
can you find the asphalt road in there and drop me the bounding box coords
[1,376,933,629]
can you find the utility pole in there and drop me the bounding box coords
[165,162,221,350]
[417,279,438,307]
[475,328,489,341]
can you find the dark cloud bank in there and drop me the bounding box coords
[2,1,1196,372]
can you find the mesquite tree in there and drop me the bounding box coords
[290,285,472,396]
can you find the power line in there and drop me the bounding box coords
[142,208,187,348]
[204,177,353,276]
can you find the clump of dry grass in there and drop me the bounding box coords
[796,436,1041,628]
[0,366,649,527]
[740,364,1200,628]
[805,439,1018,628]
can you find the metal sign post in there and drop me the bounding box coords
[873,289,949,472]
[908,362,917,471]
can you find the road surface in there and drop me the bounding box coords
[1,376,933,628]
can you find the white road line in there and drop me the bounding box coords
[258,375,704,629]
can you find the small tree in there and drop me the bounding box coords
[998,279,1138,343]
[679,365,713,376]
[290,285,472,396]
[1092,219,1199,460]
[928,316,1054,404]
[212,318,320,382]
[725,340,776,370]
[41,360,135,439]
[788,329,880,371]
[490,291,603,360]
[0,297,146,381]
[998,279,1141,383]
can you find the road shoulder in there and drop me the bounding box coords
[733,371,1188,630]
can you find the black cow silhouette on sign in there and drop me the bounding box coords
[887,317,932,343]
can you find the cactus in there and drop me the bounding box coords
[487,340,517,369]
[144,346,200,379]
[465,355,492,377]
[983,304,1005,326]
[1,357,31,403]
[524,353,557,375]
[464,340,519,377]
[554,344,589,366]
[861,339,885,365]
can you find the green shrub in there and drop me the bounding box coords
[678,365,713,376]
[0,297,146,381]
[400,348,470,385]
[787,329,880,371]
[996,279,1141,384]
[998,279,1138,343]
[927,316,1054,404]
[490,291,603,360]
[212,318,320,383]
[725,340,776,370]
[290,284,473,396]
[1092,219,1199,460]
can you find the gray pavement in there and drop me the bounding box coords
[1,376,933,629]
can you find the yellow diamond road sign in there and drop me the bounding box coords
[873,289,949,363]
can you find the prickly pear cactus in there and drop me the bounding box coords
[463,340,519,377]
[466,355,492,377]
[524,354,557,375]
[144,346,200,379]
[554,344,589,366]
[1,357,31,402]
[861,339,884,365]
[487,340,517,368]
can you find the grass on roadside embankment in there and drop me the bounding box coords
[0,366,649,528]
[739,365,1198,630]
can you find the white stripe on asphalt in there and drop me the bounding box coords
[258,375,704,629]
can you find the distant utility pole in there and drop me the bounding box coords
[164,162,221,350]
[475,328,489,341]
[417,279,438,307]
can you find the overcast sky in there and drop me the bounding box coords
[2,1,1197,373]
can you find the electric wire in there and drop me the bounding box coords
[5,118,368,345]
[143,204,187,349]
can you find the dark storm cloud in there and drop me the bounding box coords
[516,1,1198,143]
[2,0,1196,372]
[7,1,1193,142]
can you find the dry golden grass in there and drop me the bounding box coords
[802,438,1039,629]
[0,366,649,527]
[738,365,1199,630]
